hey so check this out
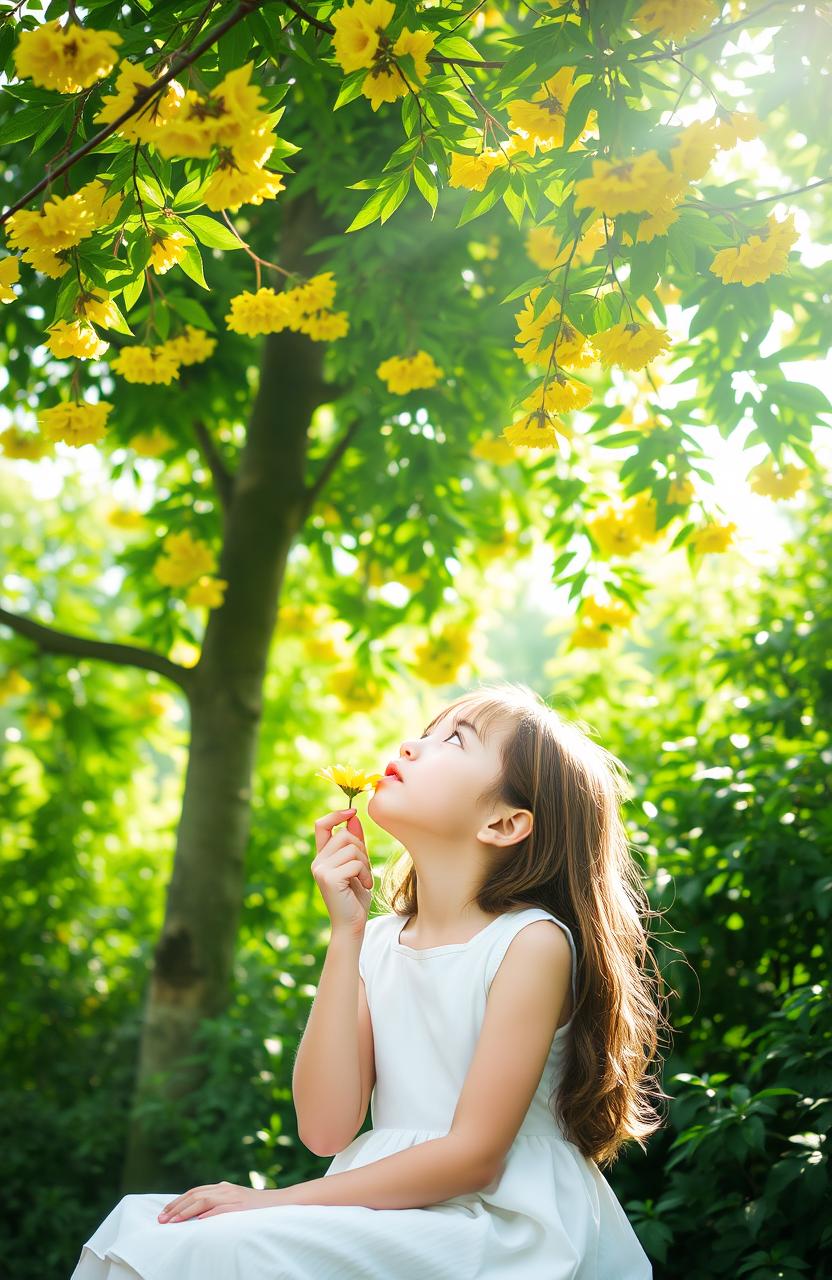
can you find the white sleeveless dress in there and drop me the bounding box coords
[70,907,653,1279]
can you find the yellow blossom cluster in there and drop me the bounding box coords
[149,232,189,275]
[331,0,436,112]
[709,212,798,286]
[106,505,148,532]
[471,434,519,465]
[690,520,737,553]
[0,669,32,704]
[328,664,386,712]
[411,620,474,685]
[14,19,122,93]
[38,399,114,447]
[130,428,175,456]
[668,474,696,505]
[592,321,672,371]
[632,0,718,41]
[76,290,121,329]
[570,591,635,650]
[0,426,51,460]
[525,219,606,271]
[153,530,227,610]
[748,457,809,499]
[514,289,595,369]
[586,493,663,558]
[109,326,215,383]
[225,273,348,341]
[506,68,594,155]
[376,350,443,394]
[0,257,21,303]
[5,179,121,279]
[501,374,592,451]
[96,61,288,216]
[45,319,109,361]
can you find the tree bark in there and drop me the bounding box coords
[121,188,341,1191]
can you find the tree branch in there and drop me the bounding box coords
[192,418,234,514]
[1,0,270,225]
[0,606,195,693]
[300,416,363,521]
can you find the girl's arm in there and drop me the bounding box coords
[292,929,367,1155]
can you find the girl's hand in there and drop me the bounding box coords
[158,1181,263,1222]
[312,808,373,937]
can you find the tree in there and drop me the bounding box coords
[1,0,830,1189]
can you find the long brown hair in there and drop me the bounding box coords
[376,679,672,1168]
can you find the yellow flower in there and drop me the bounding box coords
[38,399,113,446]
[149,233,189,275]
[0,669,33,703]
[637,203,681,242]
[525,219,605,270]
[77,178,122,228]
[411,621,474,685]
[45,319,109,360]
[94,61,185,144]
[110,344,181,384]
[14,243,70,279]
[329,665,387,711]
[748,457,809,499]
[153,530,217,587]
[224,286,296,336]
[202,165,286,213]
[76,290,121,329]
[690,520,736,553]
[711,108,762,150]
[164,325,217,366]
[626,491,662,543]
[521,372,593,415]
[14,19,122,93]
[331,0,396,73]
[574,151,675,216]
[106,505,148,531]
[185,575,229,609]
[294,272,338,312]
[0,256,21,303]
[569,622,610,649]
[448,148,507,191]
[633,0,718,41]
[506,68,581,153]
[667,474,695,504]
[376,350,443,393]
[586,502,644,558]
[130,427,174,456]
[0,426,51,460]
[514,289,595,368]
[6,190,97,256]
[709,212,798,286]
[502,410,567,450]
[471,435,517,464]
[591,321,671,370]
[297,310,350,341]
[581,594,633,627]
[315,762,384,804]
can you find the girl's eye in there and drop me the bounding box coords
[445,729,462,745]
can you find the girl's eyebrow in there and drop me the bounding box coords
[422,717,482,744]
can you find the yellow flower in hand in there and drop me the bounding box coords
[315,764,384,805]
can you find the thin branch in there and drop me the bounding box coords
[0,606,195,693]
[1,0,269,225]
[300,416,363,519]
[192,418,234,513]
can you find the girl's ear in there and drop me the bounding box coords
[478,807,533,847]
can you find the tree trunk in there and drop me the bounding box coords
[121,190,338,1191]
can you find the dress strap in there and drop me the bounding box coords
[484,908,578,1004]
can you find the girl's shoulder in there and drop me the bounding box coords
[483,906,578,997]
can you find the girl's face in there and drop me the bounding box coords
[367,706,510,849]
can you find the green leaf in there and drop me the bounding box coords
[456,169,509,228]
[345,182,397,233]
[333,70,367,111]
[379,173,411,225]
[183,215,244,251]
[413,158,438,215]
[121,274,145,313]
[167,294,216,331]
[177,243,209,290]
[433,34,484,61]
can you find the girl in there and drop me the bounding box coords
[71,680,665,1279]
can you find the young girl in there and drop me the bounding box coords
[72,680,664,1279]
